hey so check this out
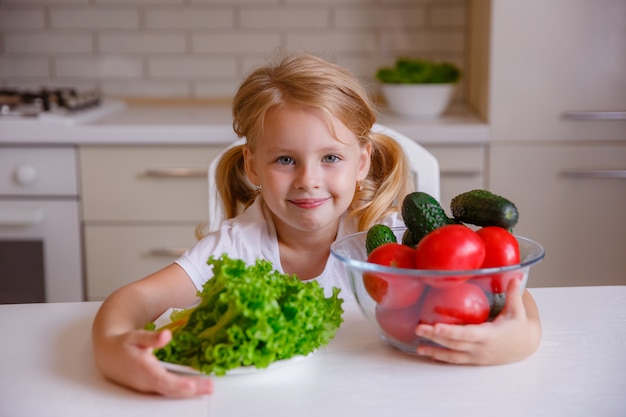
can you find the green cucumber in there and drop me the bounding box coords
[365,224,397,255]
[401,228,420,248]
[450,189,519,229]
[485,292,507,321]
[401,191,453,246]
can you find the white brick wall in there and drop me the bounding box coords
[4,33,93,54]
[55,57,143,79]
[0,0,467,99]
[99,33,186,54]
[145,8,234,29]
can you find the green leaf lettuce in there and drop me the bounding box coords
[152,254,344,376]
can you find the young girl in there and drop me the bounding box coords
[92,52,541,398]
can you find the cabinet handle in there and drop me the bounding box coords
[561,169,626,179]
[441,170,483,178]
[0,207,44,226]
[142,168,207,178]
[563,111,626,121]
[148,248,188,257]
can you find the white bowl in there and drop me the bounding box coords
[381,83,455,118]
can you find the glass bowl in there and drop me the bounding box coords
[330,227,545,354]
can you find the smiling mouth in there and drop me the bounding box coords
[289,198,329,209]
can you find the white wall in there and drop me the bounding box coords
[0,0,467,99]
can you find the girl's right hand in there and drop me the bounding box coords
[94,328,213,398]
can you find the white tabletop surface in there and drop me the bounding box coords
[1,286,625,417]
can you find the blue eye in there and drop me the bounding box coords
[323,154,340,163]
[276,156,294,165]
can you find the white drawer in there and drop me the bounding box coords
[80,145,223,222]
[84,224,199,300]
[0,146,77,196]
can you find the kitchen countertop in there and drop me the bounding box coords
[0,101,489,146]
[1,285,625,417]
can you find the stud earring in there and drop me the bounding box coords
[254,184,262,194]
[357,181,364,192]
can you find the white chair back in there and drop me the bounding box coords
[206,123,440,232]
[371,123,440,201]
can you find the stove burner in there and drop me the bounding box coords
[0,87,103,118]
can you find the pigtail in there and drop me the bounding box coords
[215,145,257,220]
[349,132,413,231]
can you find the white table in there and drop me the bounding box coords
[1,286,625,417]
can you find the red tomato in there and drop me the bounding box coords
[375,301,421,344]
[475,226,521,293]
[476,226,520,268]
[364,243,425,309]
[414,224,486,288]
[419,282,490,325]
[474,270,524,294]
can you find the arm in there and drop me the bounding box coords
[414,278,542,365]
[91,263,213,397]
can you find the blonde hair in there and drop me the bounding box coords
[210,52,413,235]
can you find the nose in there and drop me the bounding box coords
[294,162,322,190]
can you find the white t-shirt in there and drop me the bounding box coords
[175,196,405,300]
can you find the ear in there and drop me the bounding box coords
[357,142,372,182]
[243,145,259,185]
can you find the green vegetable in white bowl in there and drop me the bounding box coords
[375,58,460,84]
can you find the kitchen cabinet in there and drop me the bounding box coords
[83,224,200,300]
[488,0,625,143]
[490,143,626,287]
[79,145,223,300]
[469,0,626,286]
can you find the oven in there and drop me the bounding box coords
[0,147,83,303]
[0,87,125,303]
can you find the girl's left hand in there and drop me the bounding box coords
[414,278,541,365]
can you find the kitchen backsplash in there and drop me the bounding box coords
[0,0,467,100]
